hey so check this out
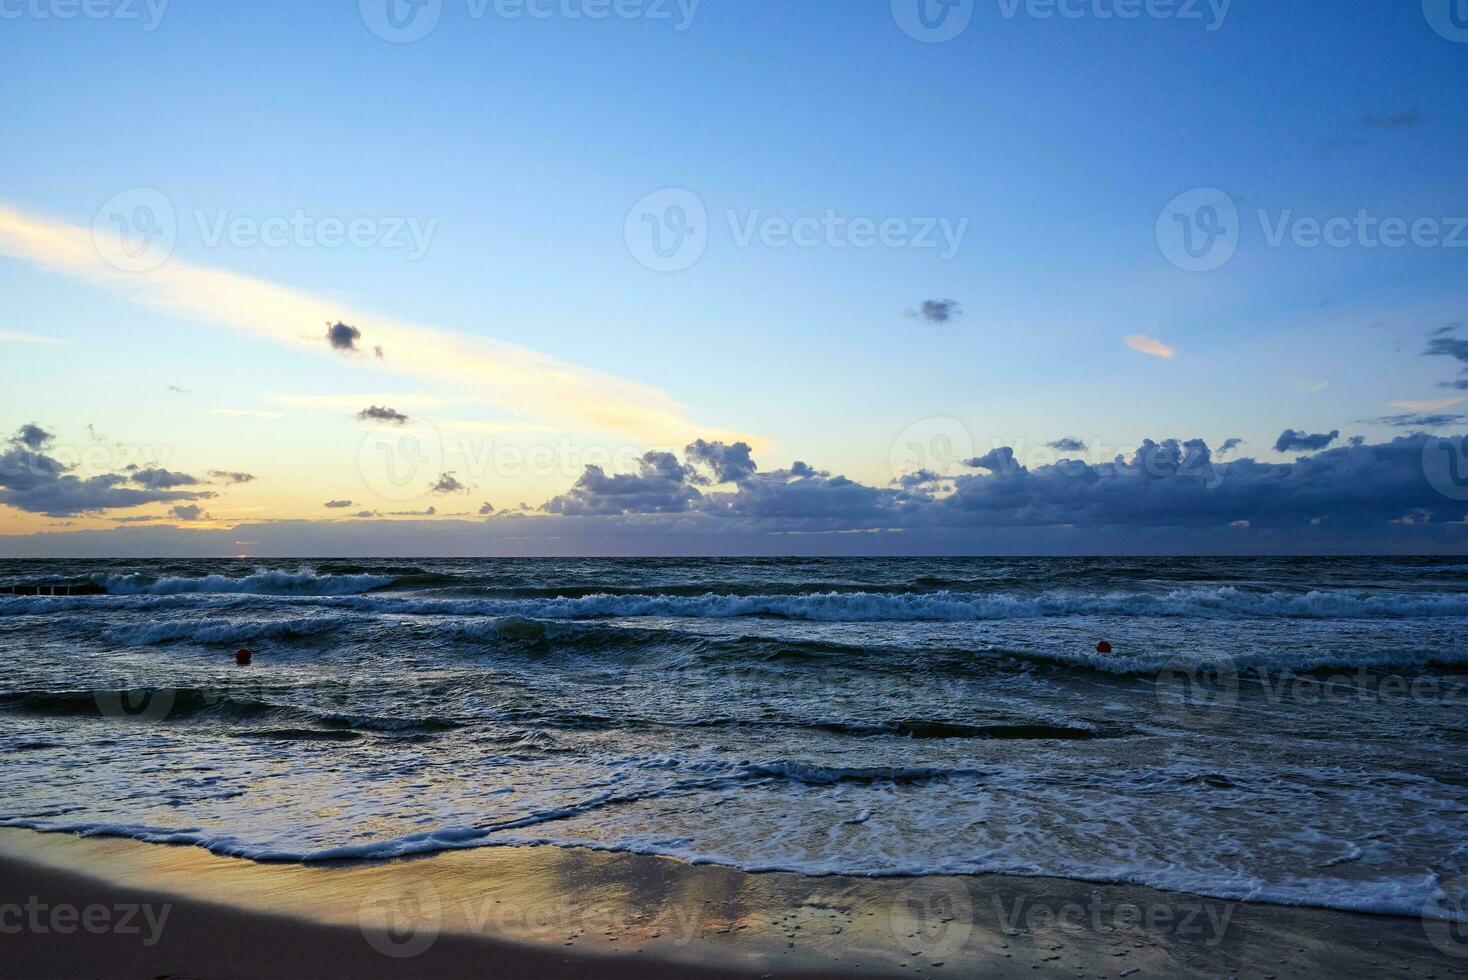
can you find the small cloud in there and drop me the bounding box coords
[0,331,70,347]
[208,470,256,484]
[1274,429,1339,453]
[1218,437,1244,454]
[1126,335,1175,359]
[1390,395,1465,412]
[1361,109,1420,130]
[374,345,385,359]
[908,299,961,325]
[11,423,54,451]
[389,506,437,516]
[110,515,159,523]
[351,510,378,518]
[326,321,362,352]
[358,405,409,424]
[478,501,495,516]
[168,504,208,521]
[429,472,466,494]
[130,468,201,489]
[1294,380,1330,394]
[167,385,190,395]
[1047,438,1087,452]
[1365,413,1465,429]
[324,499,355,508]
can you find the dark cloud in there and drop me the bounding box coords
[1274,429,1339,453]
[544,451,701,516]
[0,441,211,518]
[208,470,256,484]
[895,468,942,490]
[129,467,201,489]
[788,461,826,479]
[685,439,757,484]
[1361,109,1420,130]
[324,499,354,508]
[1426,326,1468,390]
[12,424,53,451]
[351,510,378,518]
[168,504,207,521]
[373,345,384,359]
[1047,438,1087,452]
[964,447,1022,474]
[535,432,1468,535]
[357,405,409,424]
[910,299,961,324]
[1367,413,1466,429]
[390,506,437,516]
[1218,437,1244,454]
[110,515,159,523]
[478,502,495,516]
[326,321,362,352]
[167,385,190,395]
[429,472,466,494]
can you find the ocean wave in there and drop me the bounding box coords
[308,586,1468,623]
[97,569,398,597]
[100,614,356,646]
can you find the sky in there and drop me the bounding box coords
[1,0,1466,556]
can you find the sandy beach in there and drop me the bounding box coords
[0,827,1461,979]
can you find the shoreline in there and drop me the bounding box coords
[2,828,1463,978]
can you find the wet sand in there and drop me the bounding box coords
[0,827,1461,979]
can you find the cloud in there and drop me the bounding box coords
[478,501,495,516]
[168,504,208,521]
[685,439,757,484]
[374,345,384,359]
[910,299,961,324]
[0,331,69,347]
[964,447,1021,474]
[390,506,437,516]
[429,472,466,494]
[895,468,942,489]
[0,204,742,446]
[12,423,53,451]
[1274,429,1340,452]
[1390,395,1465,413]
[1218,437,1244,454]
[129,467,201,489]
[1361,109,1420,129]
[0,447,211,518]
[1126,335,1176,358]
[1047,438,1087,452]
[351,510,378,518]
[357,405,409,424]
[544,451,701,516]
[326,321,362,352]
[1294,380,1330,394]
[324,499,354,508]
[167,385,190,395]
[1367,413,1465,428]
[208,470,256,484]
[1425,326,1468,390]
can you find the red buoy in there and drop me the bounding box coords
[235,648,252,666]
[1095,640,1112,654]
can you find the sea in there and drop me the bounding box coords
[1,556,1466,921]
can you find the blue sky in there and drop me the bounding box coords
[1,0,1466,554]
